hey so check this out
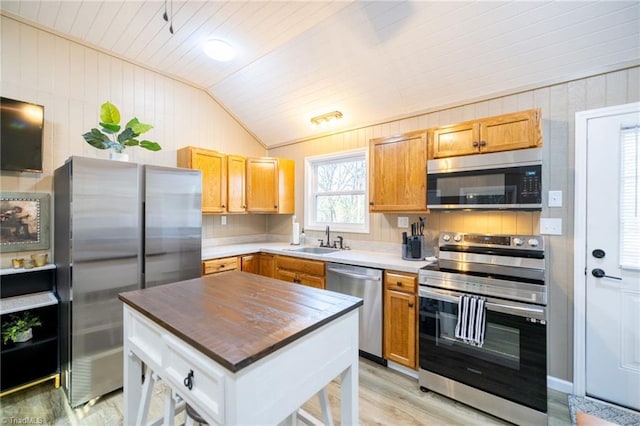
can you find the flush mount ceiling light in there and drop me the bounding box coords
[310,111,343,127]
[202,39,235,62]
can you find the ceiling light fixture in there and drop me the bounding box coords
[310,111,343,127]
[203,39,235,62]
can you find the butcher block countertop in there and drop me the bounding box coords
[118,270,363,373]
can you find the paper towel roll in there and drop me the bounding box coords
[292,222,300,245]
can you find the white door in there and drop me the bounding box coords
[585,107,640,410]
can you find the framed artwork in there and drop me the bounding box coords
[0,192,50,253]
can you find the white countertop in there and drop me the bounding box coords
[202,242,433,274]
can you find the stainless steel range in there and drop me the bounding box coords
[418,232,547,425]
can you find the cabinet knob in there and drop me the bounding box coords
[274,205,278,209]
[479,140,487,147]
[396,281,403,286]
[408,302,414,308]
[222,204,226,208]
[472,141,479,147]
[369,201,374,206]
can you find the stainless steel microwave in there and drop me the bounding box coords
[427,148,542,210]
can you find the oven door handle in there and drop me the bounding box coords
[419,287,546,320]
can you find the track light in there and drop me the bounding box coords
[310,111,343,127]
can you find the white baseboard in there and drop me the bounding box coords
[548,376,573,394]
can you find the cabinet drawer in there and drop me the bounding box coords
[275,255,325,276]
[203,257,238,275]
[162,334,225,425]
[384,271,417,294]
[298,273,325,289]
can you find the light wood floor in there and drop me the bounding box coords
[0,358,570,425]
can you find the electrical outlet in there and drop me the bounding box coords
[398,217,409,228]
[221,215,227,226]
[548,190,563,207]
[540,218,561,235]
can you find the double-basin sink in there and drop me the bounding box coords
[289,246,340,255]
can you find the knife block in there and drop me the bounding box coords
[402,236,424,261]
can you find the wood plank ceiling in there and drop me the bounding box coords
[1,1,639,147]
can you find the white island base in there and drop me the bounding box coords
[123,305,359,425]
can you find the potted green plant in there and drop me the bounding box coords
[82,101,162,160]
[2,312,42,345]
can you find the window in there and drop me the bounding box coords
[305,148,369,233]
[620,125,640,269]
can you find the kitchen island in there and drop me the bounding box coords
[119,270,363,425]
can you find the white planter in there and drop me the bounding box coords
[14,328,33,343]
[110,152,129,161]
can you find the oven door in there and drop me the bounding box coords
[418,286,547,412]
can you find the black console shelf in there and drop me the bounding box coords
[0,265,60,396]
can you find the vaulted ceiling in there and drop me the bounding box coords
[2,1,639,147]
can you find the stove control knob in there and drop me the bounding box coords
[453,234,462,242]
[528,238,540,247]
[513,237,524,246]
[442,234,451,242]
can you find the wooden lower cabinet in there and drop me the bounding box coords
[203,256,238,275]
[240,253,275,278]
[240,254,259,275]
[383,270,417,369]
[274,255,325,289]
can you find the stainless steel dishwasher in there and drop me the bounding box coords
[326,262,386,365]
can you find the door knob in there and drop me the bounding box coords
[591,268,622,280]
[592,249,606,259]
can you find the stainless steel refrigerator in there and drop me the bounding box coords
[54,156,202,407]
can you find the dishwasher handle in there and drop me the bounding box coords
[327,267,382,281]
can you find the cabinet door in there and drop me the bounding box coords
[275,268,297,284]
[246,158,279,212]
[275,255,325,276]
[259,254,275,278]
[178,147,227,213]
[240,254,259,275]
[227,155,246,213]
[479,109,542,153]
[369,131,427,212]
[297,273,325,289]
[431,121,479,158]
[383,289,417,369]
[277,158,295,214]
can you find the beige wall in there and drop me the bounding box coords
[0,16,268,267]
[269,65,640,382]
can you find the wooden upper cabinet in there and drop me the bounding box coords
[177,146,227,213]
[431,121,479,158]
[227,155,246,213]
[430,108,542,159]
[369,131,428,212]
[479,109,542,153]
[246,157,294,214]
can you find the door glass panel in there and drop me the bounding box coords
[437,309,520,369]
[620,125,640,270]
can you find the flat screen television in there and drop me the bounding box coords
[1,97,44,173]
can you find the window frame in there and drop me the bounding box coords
[304,148,369,234]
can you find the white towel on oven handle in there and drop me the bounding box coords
[454,294,487,347]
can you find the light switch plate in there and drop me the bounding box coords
[397,216,409,228]
[540,218,561,235]
[548,190,563,207]
[221,215,227,225]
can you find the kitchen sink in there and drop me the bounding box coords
[290,246,340,255]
